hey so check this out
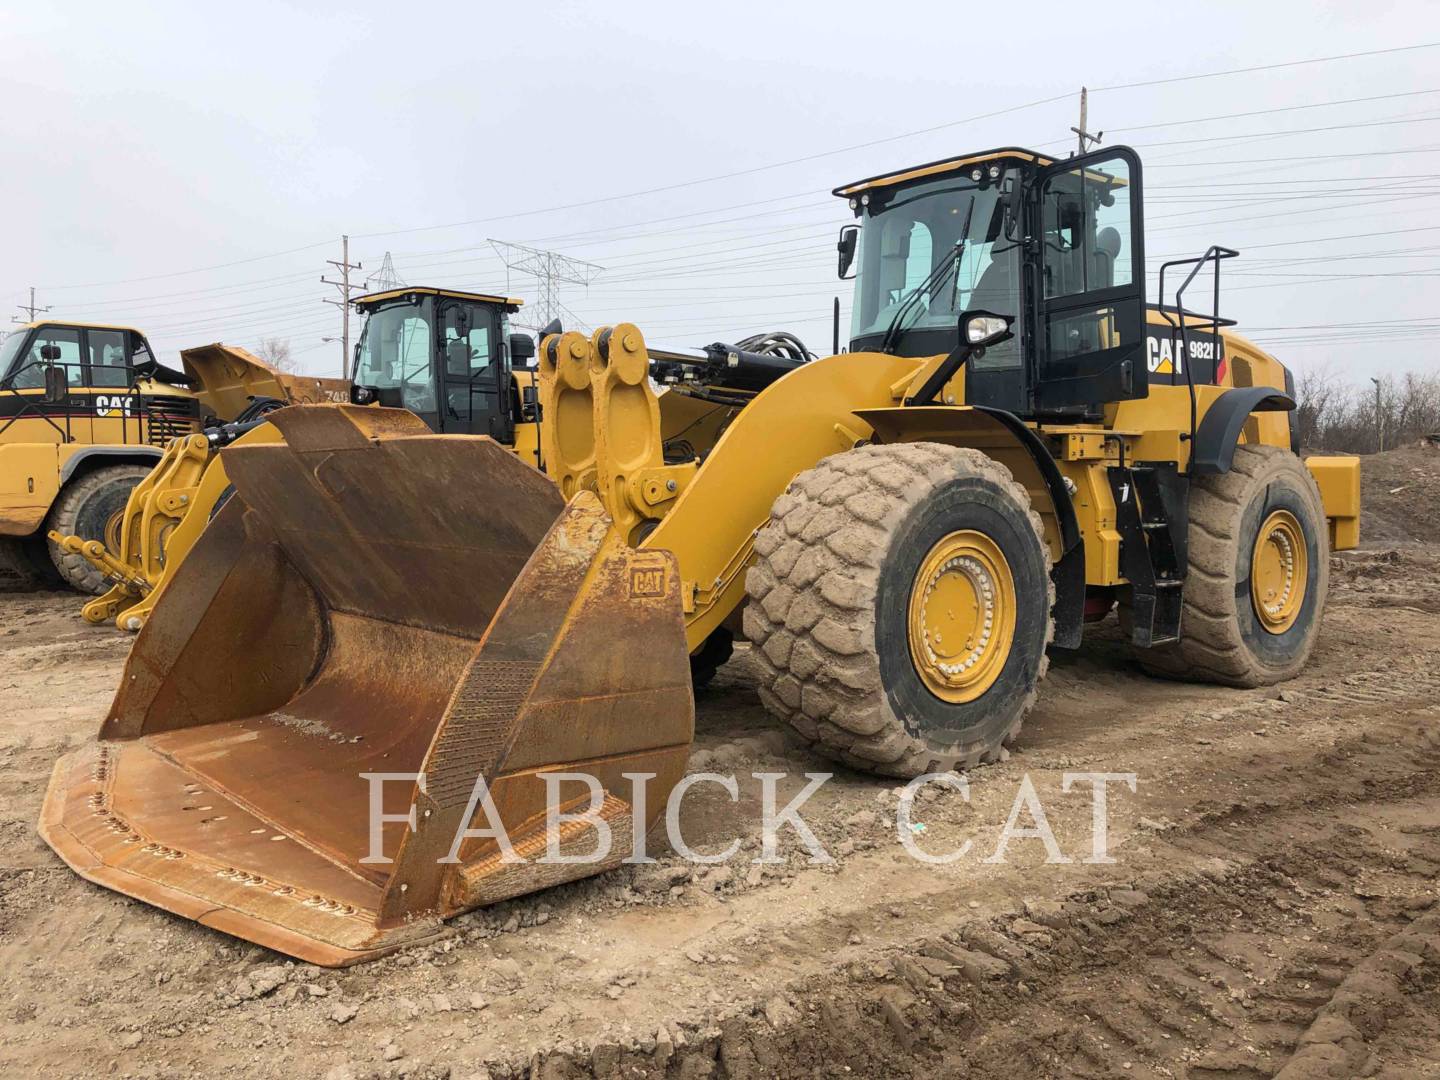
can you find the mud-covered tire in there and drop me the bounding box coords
[743,442,1053,777]
[1137,445,1329,687]
[45,465,151,595]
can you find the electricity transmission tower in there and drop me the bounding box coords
[321,235,363,377]
[488,240,603,332]
[365,251,404,292]
[12,286,50,324]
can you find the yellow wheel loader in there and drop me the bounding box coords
[41,144,1359,965]
[53,289,539,630]
[0,322,344,593]
[59,287,749,634]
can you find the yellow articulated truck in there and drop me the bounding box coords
[0,320,345,592]
[41,143,1359,965]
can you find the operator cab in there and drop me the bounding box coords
[0,321,163,392]
[836,146,1146,419]
[350,287,533,441]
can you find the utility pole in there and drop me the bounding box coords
[12,286,50,324]
[488,240,604,333]
[1371,376,1384,453]
[321,235,363,377]
[1071,87,1103,158]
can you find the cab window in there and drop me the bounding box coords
[87,330,130,387]
[355,302,435,414]
[1040,158,1133,298]
[439,304,495,379]
[12,327,83,389]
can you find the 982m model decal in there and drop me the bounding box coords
[1145,328,1223,385]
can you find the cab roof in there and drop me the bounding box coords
[833,147,1055,198]
[353,286,523,311]
[9,319,145,335]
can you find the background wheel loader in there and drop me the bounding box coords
[54,288,540,630]
[0,319,345,593]
[41,143,1360,965]
[61,287,776,634]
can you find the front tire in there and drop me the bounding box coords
[1138,444,1328,686]
[45,464,151,595]
[744,443,1053,777]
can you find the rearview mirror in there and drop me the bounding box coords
[961,310,1015,349]
[39,344,61,362]
[837,225,859,280]
[43,365,67,403]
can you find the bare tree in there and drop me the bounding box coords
[255,337,296,373]
[1295,365,1440,454]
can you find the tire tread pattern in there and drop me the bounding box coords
[744,442,1053,777]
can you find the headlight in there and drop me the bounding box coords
[965,316,1011,344]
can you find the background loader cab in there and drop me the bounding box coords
[839,146,1145,417]
[350,287,537,446]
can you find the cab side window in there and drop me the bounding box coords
[15,327,83,389]
[87,330,130,388]
[130,333,155,372]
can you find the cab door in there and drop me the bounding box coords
[436,301,510,440]
[1029,147,1147,413]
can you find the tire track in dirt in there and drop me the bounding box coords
[3,572,1440,1077]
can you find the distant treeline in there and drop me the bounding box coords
[1296,369,1440,454]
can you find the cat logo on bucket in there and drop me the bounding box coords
[629,564,668,598]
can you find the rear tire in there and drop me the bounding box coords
[744,442,1053,777]
[1137,444,1328,686]
[45,465,152,595]
[0,538,41,591]
[690,627,734,690]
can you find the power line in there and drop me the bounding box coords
[1088,41,1440,93]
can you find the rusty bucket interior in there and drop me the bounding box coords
[40,405,694,965]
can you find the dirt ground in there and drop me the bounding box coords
[3,449,1440,1079]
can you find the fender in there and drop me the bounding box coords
[1190,387,1295,476]
[854,404,1085,649]
[59,445,163,484]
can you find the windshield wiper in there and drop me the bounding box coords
[878,195,976,355]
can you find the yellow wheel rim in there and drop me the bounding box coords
[907,530,1016,703]
[1250,509,1308,634]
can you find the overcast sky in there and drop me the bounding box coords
[3,2,1437,382]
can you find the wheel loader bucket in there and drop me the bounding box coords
[40,405,694,966]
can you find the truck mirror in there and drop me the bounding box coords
[837,225,859,280]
